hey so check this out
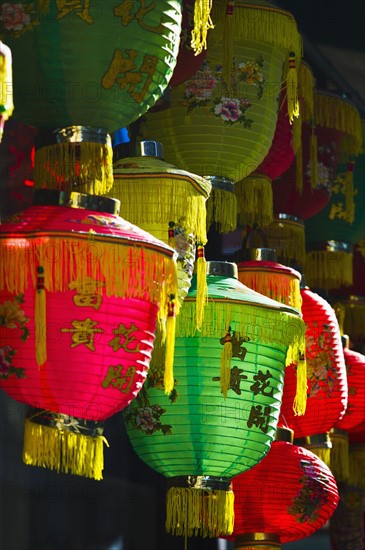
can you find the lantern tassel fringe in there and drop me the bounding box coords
[349,446,365,487]
[191,0,214,55]
[292,117,303,193]
[266,220,305,268]
[292,357,307,416]
[298,62,315,121]
[196,246,208,331]
[305,251,353,290]
[166,486,234,538]
[238,271,302,311]
[235,175,273,228]
[286,53,300,123]
[35,142,114,194]
[310,446,331,469]
[206,188,237,234]
[35,266,47,367]
[23,419,108,480]
[164,297,176,394]
[329,431,349,482]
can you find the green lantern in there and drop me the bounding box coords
[124,262,305,539]
[1,0,182,192]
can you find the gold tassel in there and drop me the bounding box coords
[298,62,315,122]
[23,418,108,480]
[191,0,214,55]
[292,355,307,416]
[220,332,232,398]
[310,124,318,190]
[164,296,176,394]
[292,117,303,193]
[263,218,306,268]
[196,245,208,331]
[235,174,273,228]
[310,446,331,469]
[206,188,237,234]
[237,269,302,311]
[166,485,234,538]
[35,266,47,367]
[329,430,349,482]
[286,52,300,124]
[35,142,113,194]
[305,250,353,290]
[332,302,346,335]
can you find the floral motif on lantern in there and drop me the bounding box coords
[182,57,265,127]
[288,460,329,523]
[0,295,29,380]
[0,3,38,36]
[305,323,339,398]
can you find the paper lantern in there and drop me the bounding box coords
[330,481,365,550]
[140,1,302,182]
[110,140,211,310]
[280,286,348,469]
[2,0,182,191]
[205,176,237,234]
[0,190,178,479]
[230,428,339,547]
[124,261,305,538]
[0,40,14,141]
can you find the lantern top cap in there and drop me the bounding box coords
[206,261,238,279]
[275,213,304,225]
[274,426,294,444]
[35,126,111,149]
[307,240,353,253]
[113,140,163,161]
[240,248,277,263]
[203,176,235,192]
[33,189,120,216]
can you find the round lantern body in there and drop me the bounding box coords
[141,2,302,182]
[2,1,182,131]
[231,436,339,544]
[124,261,305,538]
[110,140,211,306]
[0,190,178,478]
[279,287,348,439]
[335,348,365,433]
[0,40,14,141]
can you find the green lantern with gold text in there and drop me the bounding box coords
[124,262,305,539]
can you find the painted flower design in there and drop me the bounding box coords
[305,324,338,398]
[238,60,264,86]
[288,460,329,523]
[214,97,242,122]
[0,295,30,341]
[0,345,25,380]
[0,3,36,35]
[184,62,217,101]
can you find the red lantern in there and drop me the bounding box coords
[335,347,365,434]
[229,428,339,548]
[0,190,178,479]
[279,286,348,469]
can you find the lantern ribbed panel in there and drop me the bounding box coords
[280,288,348,438]
[231,441,339,543]
[335,349,365,433]
[3,1,182,130]
[141,0,294,182]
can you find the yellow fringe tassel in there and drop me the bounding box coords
[287,52,300,123]
[298,62,315,122]
[35,266,47,367]
[332,302,346,335]
[166,485,234,538]
[315,92,362,159]
[310,126,318,190]
[164,298,176,395]
[305,250,353,290]
[292,356,307,416]
[196,245,208,331]
[23,418,108,480]
[35,142,114,194]
[235,174,273,228]
[343,302,365,341]
[310,446,332,469]
[220,336,232,399]
[237,269,302,311]
[329,430,349,482]
[263,218,305,268]
[206,188,237,234]
[191,0,214,55]
[0,237,179,327]
[292,117,303,193]
[348,445,365,487]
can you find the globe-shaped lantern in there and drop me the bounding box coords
[1,0,182,192]
[140,0,302,183]
[0,40,14,141]
[0,190,178,479]
[229,427,339,548]
[124,261,305,538]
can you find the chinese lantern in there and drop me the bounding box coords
[279,285,348,469]
[330,480,365,550]
[229,427,339,548]
[0,190,178,479]
[304,109,363,291]
[124,261,305,538]
[2,0,183,192]
[141,0,302,183]
[110,140,211,311]
[0,40,14,141]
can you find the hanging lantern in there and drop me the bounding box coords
[0,40,14,141]
[2,0,183,192]
[205,176,237,234]
[110,140,211,311]
[304,112,363,291]
[140,1,302,183]
[229,427,339,548]
[280,285,348,470]
[124,261,305,538]
[0,190,178,479]
[330,481,365,550]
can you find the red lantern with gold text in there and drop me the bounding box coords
[228,428,339,548]
[0,190,178,480]
[279,285,348,470]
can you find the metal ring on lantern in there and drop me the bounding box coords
[295,433,333,450]
[307,240,353,253]
[33,189,120,215]
[35,125,112,149]
[204,175,235,192]
[274,426,294,444]
[235,533,281,548]
[167,476,232,491]
[114,139,164,161]
[206,261,238,279]
[241,248,278,263]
